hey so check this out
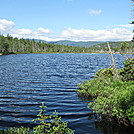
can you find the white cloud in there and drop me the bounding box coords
[0,19,55,41]
[0,19,133,41]
[118,24,134,28]
[14,28,33,35]
[60,28,133,41]
[37,28,52,34]
[0,19,15,33]
[88,9,102,16]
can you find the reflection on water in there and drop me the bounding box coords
[95,121,134,134]
[0,53,126,134]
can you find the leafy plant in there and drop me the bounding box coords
[0,103,74,134]
[88,80,134,125]
[95,68,115,78]
[0,126,31,134]
[33,102,74,134]
[119,58,134,81]
[77,58,134,126]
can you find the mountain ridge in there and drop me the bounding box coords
[32,39,105,47]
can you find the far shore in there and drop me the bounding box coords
[0,51,133,55]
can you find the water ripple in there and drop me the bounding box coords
[0,53,125,133]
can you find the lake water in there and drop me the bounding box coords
[0,53,128,134]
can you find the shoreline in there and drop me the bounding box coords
[0,51,133,55]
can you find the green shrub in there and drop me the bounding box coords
[33,103,74,134]
[119,58,134,81]
[77,58,134,126]
[0,103,74,134]
[77,72,115,98]
[78,79,134,125]
[95,68,115,79]
[0,127,31,134]
[88,80,134,125]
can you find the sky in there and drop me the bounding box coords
[0,0,133,41]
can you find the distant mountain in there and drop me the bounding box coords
[32,39,105,48]
[49,40,105,47]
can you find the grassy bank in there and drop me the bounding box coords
[77,58,134,126]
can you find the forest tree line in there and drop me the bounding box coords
[0,34,95,54]
[0,34,133,54]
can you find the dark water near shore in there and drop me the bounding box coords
[0,53,130,134]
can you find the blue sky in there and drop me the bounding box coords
[0,0,133,41]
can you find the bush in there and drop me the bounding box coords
[88,80,134,125]
[0,127,31,134]
[95,68,115,79]
[119,58,134,81]
[0,103,74,134]
[77,68,115,97]
[77,58,134,126]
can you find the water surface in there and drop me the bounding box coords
[0,53,126,134]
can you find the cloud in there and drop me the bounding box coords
[0,19,56,41]
[14,28,33,35]
[88,9,102,16]
[0,19,15,33]
[37,28,52,34]
[0,19,133,41]
[60,28,133,41]
[118,24,134,28]
[11,28,53,40]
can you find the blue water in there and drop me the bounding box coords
[0,53,125,134]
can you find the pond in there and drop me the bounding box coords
[0,53,128,134]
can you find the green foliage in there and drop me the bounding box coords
[0,103,74,134]
[77,58,134,126]
[33,102,74,134]
[95,68,115,78]
[119,58,134,81]
[120,42,129,52]
[0,34,133,54]
[0,34,93,54]
[88,81,134,124]
[77,68,115,97]
[120,42,134,54]
[90,41,134,54]
[78,78,113,98]
[78,79,134,125]
[0,126,31,134]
